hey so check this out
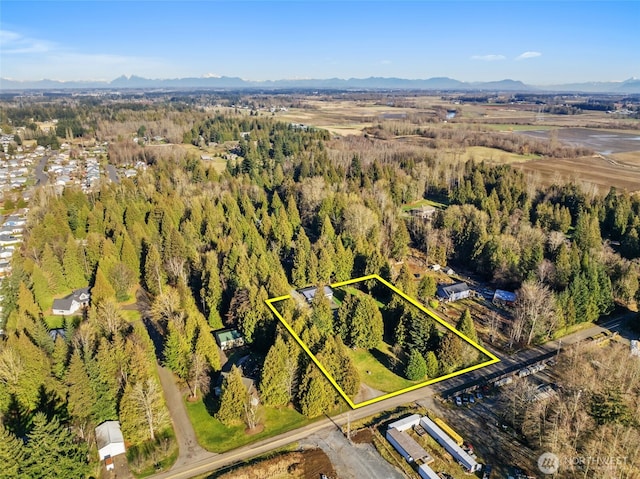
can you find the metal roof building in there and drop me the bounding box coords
[386,428,433,464]
[387,414,421,432]
[436,282,470,302]
[95,420,126,461]
[298,285,334,303]
[418,463,442,479]
[419,416,480,472]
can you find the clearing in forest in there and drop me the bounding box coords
[265,274,499,409]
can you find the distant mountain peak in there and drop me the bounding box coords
[0,75,638,93]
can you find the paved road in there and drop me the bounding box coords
[34,155,49,186]
[151,314,632,479]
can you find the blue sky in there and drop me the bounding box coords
[1,1,638,84]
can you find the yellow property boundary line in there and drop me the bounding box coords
[265,274,500,409]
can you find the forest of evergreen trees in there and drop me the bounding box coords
[1,104,639,476]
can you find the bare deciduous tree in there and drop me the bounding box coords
[511,280,556,346]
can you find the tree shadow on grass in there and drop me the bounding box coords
[370,347,404,377]
[202,374,220,418]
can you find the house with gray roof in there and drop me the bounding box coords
[52,287,90,316]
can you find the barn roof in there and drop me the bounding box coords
[493,289,516,303]
[95,421,124,450]
[438,282,469,296]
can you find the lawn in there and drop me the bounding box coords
[333,284,387,309]
[44,314,69,329]
[121,309,142,322]
[185,400,310,453]
[349,345,417,393]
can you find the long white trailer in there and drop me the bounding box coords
[418,463,441,479]
[419,416,480,472]
[387,414,421,432]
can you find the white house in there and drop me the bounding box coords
[95,420,126,464]
[52,287,90,316]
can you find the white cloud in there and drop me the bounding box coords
[516,51,542,60]
[0,29,52,54]
[471,54,506,61]
[0,29,170,81]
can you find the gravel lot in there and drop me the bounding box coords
[302,428,405,479]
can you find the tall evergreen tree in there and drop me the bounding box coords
[405,349,427,380]
[298,363,335,417]
[23,413,89,479]
[418,275,437,301]
[349,294,384,349]
[66,351,96,438]
[201,252,223,329]
[63,237,86,290]
[41,245,68,294]
[456,308,478,343]
[259,335,291,406]
[425,351,439,379]
[437,331,464,374]
[91,266,116,307]
[163,320,191,380]
[216,365,247,426]
[119,232,140,279]
[0,424,25,479]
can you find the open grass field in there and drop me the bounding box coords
[461,145,539,163]
[514,155,640,193]
[349,345,417,393]
[276,99,414,136]
[267,95,640,192]
[185,400,310,453]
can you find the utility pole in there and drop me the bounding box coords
[346,412,351,443]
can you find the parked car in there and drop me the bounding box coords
[482,464,493,479]
[455,396,462,406]
[468,394,475,404]
[475,390,483,400]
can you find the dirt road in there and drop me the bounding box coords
[157,366,217,469]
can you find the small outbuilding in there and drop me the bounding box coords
[95,420,126,462]
[493,289,516,307]
[214,329,245,351]
[298,285,334,304]
[409,205,436,220]
[436,282,470,302]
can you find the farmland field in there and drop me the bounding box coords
[268,96,640,193]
